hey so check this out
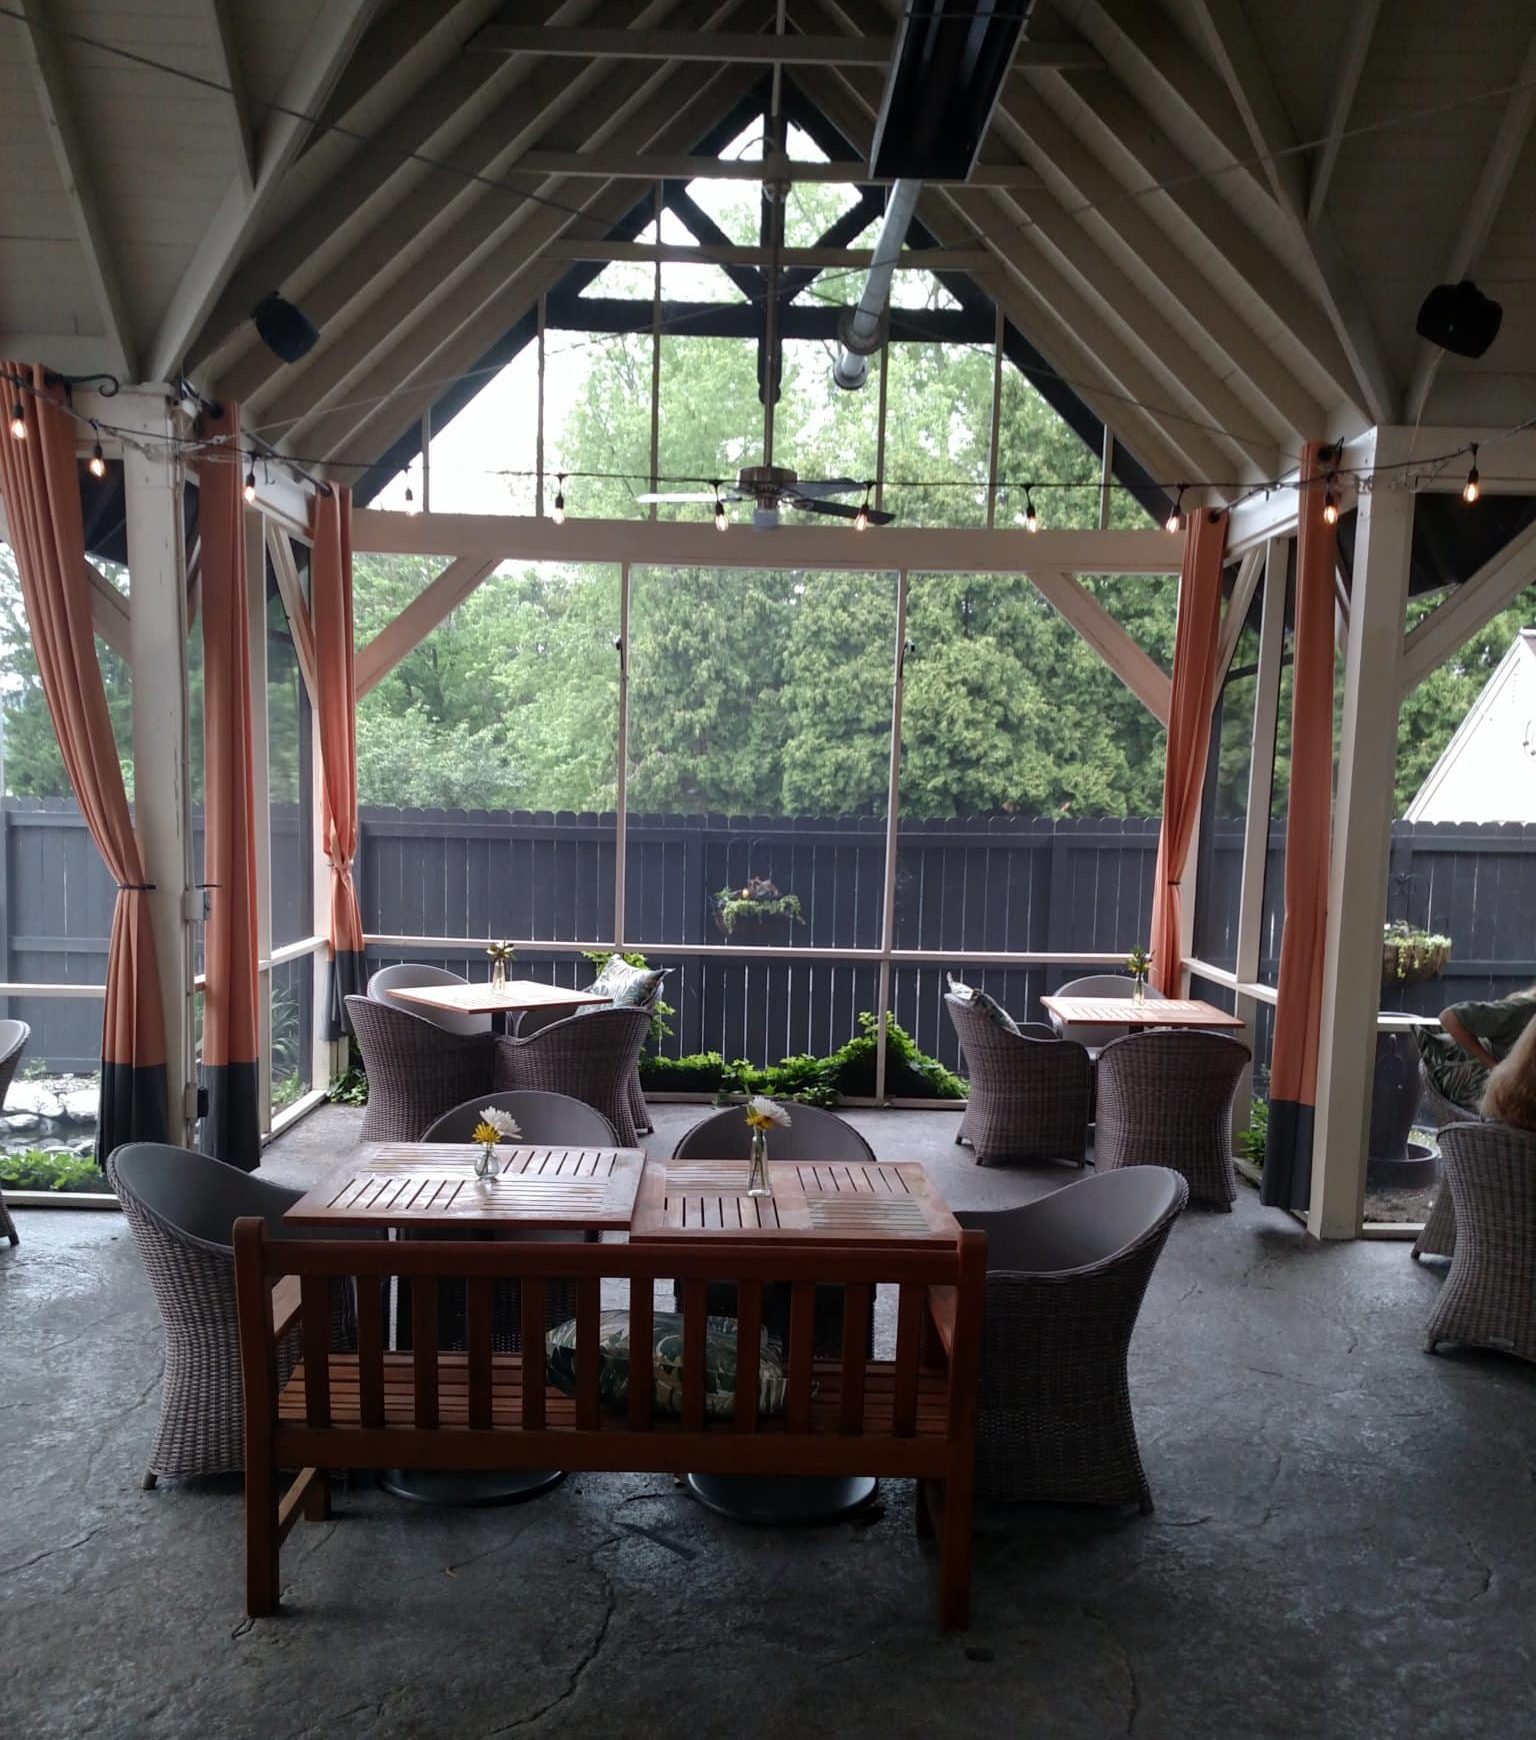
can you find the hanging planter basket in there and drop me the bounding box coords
[712,876,805,939]
[1381,923,1452,987]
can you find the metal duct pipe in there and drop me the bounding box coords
[832,178,923,391]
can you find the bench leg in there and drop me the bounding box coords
[303,1469,331,1523]
[937,1469,974,1633]
[915,1478,936,1538]
[245,1458,280,1617]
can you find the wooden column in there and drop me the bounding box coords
[1310,429,1415,1239]
[122,390,194,1142]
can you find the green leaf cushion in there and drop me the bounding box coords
[546,1308,787,1419]
[586,957,668,1009]
[946,975,1019,1034]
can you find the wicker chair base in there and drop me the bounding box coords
[0,1189,16,1246]
[1423,1122,1536,1366]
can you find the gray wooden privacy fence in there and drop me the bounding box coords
[6,797,1535,1078]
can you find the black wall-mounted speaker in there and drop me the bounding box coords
[1415,281,1503,359]
[252,292,320,364]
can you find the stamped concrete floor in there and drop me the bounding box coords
[3,1103,1534,1740]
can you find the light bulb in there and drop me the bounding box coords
[1463,446,1480,504]
[88,443,107,479]
[854,502,870,531]
[9,404,26,440]
[1165,485,1185,534]
[714,494,728,532]
[243,465,256,504]
[1023,490,1039,533]
[552,476,565,526]
[1322,490,1338,526]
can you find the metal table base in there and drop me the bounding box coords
[685,1473,878,1523]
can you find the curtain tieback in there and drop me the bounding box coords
[116,882,156,892]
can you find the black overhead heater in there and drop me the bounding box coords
[868,0,1034,182]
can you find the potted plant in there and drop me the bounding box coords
[1371,923,1452,1187]
[712,875,804,943]
[1381,923,1452,987]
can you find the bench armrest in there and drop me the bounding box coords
[926,1284,957,1357]
[271,1275,301,1340]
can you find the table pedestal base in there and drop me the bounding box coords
[685,1473,877,1524]
[378,1468,564,1507]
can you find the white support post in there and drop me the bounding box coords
[245,509,273,1137]
[614,563,631,949]
[312,726,340,1090]
[875,570,910,1104]
[122,392,194,1143]
[1311,430,1416,1239]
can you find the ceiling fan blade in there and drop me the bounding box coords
[635,491,717,503]
[791,497,896,526]
[794,476,865,499]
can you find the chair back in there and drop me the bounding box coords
[368,963,490,1037]
[422,1090,616,1146]
[958,1166,1187,1276]
[1439,1120,1536,1223]
[0,1018,29,1106]
[346,995,496,1142]
[673,1103,875,1164]
[1095,1029,1250,1127]
[1047,974,1165,1048]
[108,1142,300,1250]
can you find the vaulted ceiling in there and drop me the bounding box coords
[4,0,1536,504]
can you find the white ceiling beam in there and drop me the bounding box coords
[1184,0,1396,425]
[224,0,726,410]
[1402,27,1536,424]
[503,149,1041,185]
[193,0,579,373]
[539,239,993,270]
[15,0,137,379]
[85,562,132,661]
[147,0,384,384]
[297,56,764,463]
[1029,569,1171,724]
[472,24,1100,67]
[352,508,1181,574]
[1398,516,1536,699]
[264,521,319,707]
[202,0,258,189]
[1306,0,1380,225]
[355,556,501,696]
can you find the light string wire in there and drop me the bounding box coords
[2,6,1535,471]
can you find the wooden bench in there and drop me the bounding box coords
[233,1220,986,1629]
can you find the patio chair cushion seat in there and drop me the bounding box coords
[546,1308,787,1419]
[946,976,1018,1034]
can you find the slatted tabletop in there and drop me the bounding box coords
[386,979,610,1018]
[283,1143,645,1231]
[630,1158,960,1246]
[1040,995,1246,1030]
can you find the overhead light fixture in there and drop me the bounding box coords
[252,291,320,364]
[1322,489,1339,526]
[1165,485,1185,535]
[552,473,566,526]
[88,442,107,479]
[1462,445,1481,504]
[1416,280,1503,359]
[1023,487,1039,533]
[9,403,26,440]
[713,482,728,532]
[243,463,257,504]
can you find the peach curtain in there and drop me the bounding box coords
[1149,505,1229,995]
[1261,442,1339,1211]
[310,487,366,1034]
[0,363,168,1159]
[197,406,261,1168]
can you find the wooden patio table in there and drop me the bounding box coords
[630,1155,961,1520]
[385,978,609,1035]
[1040,994,1246,1034]
[284,1141,643,1506]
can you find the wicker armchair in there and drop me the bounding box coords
[493,1006,652,1147]
[945,994,1091,1168]
[957,1167,1188,1509]
[367,963,491,1036]
[1094,1030,1251,1210]
[422,1089,616,1146]
[107,1143,354,1486]
[1047,974,1167,1050]
[0,1019,30,1245]
[1424,1122,1536,1365]
[346,994,495,1142]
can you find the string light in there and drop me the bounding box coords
[1165,485,1185,535]
[243,462,256,503]
[88,442,107,479]
[552,473,566,526]
[1023,487,1039,533]
[712,482,728,532]
[1463,444,1481,503]
[9,403,26,441]
[854,484,871,532]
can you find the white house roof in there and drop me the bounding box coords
[5,1,1536,493]
[1406,627,1536,823]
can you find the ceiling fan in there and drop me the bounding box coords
[636,464,896,529]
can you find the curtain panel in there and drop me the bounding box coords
[310,488,366,1036]
[197,407,261,1169]
[1261,441,1339,1212]
[0,362,169,1160]
[1149,505,1229,995]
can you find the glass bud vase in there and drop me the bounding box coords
[1132,972,1146,1008]
[746,1126,771,1198]
[475,1144,498,1180]
[491,957,507,991]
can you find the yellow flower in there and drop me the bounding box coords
[471,1121,501,1147]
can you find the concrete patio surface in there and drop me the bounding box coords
[3,1102,1533,1739]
